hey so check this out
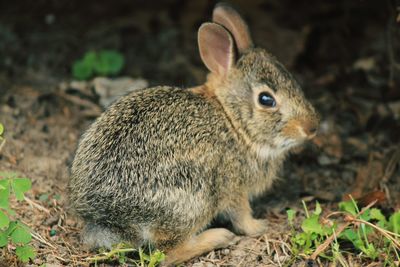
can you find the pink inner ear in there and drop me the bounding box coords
[198,23,235,76]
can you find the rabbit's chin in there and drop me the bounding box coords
[254,137,305,160]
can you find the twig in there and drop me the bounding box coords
[352,219,400,248]
[86,247,137,262]
[382,143,400,183]
[0,138,6,153]
[237,236,264,266]
[386,0,399,87]
[310,222,351,260]
[310,200,377,260]
[54,255,68,263]
[24,196,51,214]
[31,232,57,249]
[273,242,283,267]
[57,91,102,116]
[263,238,292,255]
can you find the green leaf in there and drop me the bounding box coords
[0,221,17,246]
[389,211,400,234]
[148,250,165,267]
[15,245,36,263]
[301,214,324,234]
[6,221,17,235]
[362,243,378,259]
[72,59,93,80]
[0,210,9,229]
[341,228,365,251]
[82,51,97,66]
[10,223,31,244]
[0,123,3,136]
[0,179,10,209]
[4,207,15,217]
[11,178,31,201]
[341,228,357,241]
[339,201,357,215]
[0,231,8,247]
[370,208,386,223]
[94,50,124,76]
[154,250,165,262]
[360,208,371,222]
[38,193,49,202]
[314,201,322,215]
[293,232,307,246]
[286,209,295,224]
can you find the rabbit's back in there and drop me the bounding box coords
[69,86,235,230]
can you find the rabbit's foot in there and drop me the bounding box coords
[161,228,240,266]
[238,218,268,237]
[226,196,268,237]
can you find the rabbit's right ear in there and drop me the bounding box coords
[212,3,253,53]
[198,22,235,77]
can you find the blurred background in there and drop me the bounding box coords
[0,0,399,266]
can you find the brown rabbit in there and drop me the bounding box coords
[69,3,320,266]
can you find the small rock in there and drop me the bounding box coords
[69,80,89,92]
[317,154,339,165]
[93,77,148,108]
[44,215,59,226]
[192,262,216,267]
[353,57,376,72]
[388,101,400,119]
[221,248,230,255]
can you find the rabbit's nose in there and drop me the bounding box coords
[302,120,319,139]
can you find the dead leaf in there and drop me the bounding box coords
[353,57,376,72]
[345,152,384,200]
[357,191,386,207]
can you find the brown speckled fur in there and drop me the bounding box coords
[69,3,319,266]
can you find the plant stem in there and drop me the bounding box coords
[87,248,136,262]
[302,200,310,218]
[310,200,377,260]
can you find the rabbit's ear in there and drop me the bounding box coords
[198,22,235,76]
[212,3,253,53]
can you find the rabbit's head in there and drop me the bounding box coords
[197,3,320,159]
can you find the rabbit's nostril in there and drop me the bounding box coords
[302,122,318,138]
[309,127,317,135]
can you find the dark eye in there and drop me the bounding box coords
[258,92,276,107]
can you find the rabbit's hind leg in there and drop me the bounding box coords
[159,228,240,266]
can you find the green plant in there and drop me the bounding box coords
[88,243,165,267]
[287,201,335,257]
[0,123,3,138]
[287,198,400,265]
[72,50,125,80]
[0,122,5,151]
[0,123,36,263]
[0,172,35,263]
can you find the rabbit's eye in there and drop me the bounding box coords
[258,92,276,107]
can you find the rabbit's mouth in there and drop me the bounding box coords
[252,137,301,160]
[273,136,306,153]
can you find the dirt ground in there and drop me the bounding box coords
[0,0,400,266]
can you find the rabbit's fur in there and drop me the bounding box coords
[69,3,319,265]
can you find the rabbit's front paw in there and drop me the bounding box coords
[241,218,268,237]
[244,219,268,236]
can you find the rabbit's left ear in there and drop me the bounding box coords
[212,3,253,53]
[198,22,235,76]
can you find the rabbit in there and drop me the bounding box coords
[69,3,320,266]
